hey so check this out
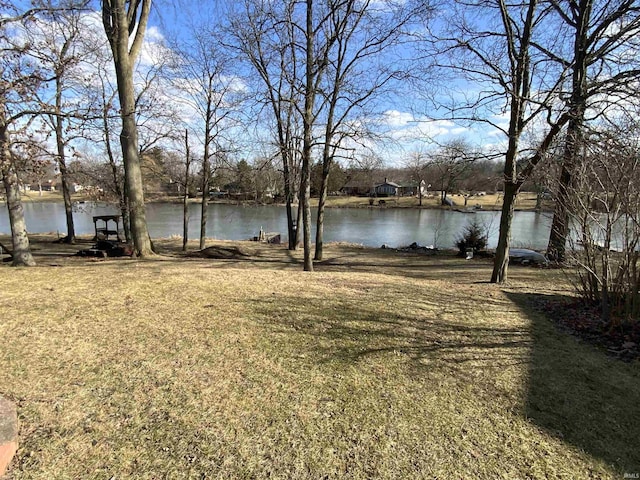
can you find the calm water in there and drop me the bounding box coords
[0,201,553,249]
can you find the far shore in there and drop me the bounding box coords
[9,190,552,212]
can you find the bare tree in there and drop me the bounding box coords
[28,4,91,244]
[313,0,416,261]
[405,151,429,206]
[182,129,191,251]
[429,139,477,205]
[349,151,383,195]
[80,19,182,244]
[545,0,640,262]
[229,0,304,250]
[101,0,154,256]
[79,35,132,242]
[260,0,394,269]
[171,27,243,250]
[425,0,572,282]
[299,0,317,271]
[566,121,640,327]
[0,2,49,266]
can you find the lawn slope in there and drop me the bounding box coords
[0,247,638,479]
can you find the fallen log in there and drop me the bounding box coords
[187,245,250,259]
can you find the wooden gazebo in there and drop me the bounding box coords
[92,215,122,242]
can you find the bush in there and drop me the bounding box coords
[563,131,640,328]
[456,220,487,256]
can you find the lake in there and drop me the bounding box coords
[0,201,553,250]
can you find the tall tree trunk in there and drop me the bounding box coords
[314,143,333,261]
[183,129,190,251]
[546,0,590,263]
[199,151,210,250]
[104,0,153,257]
[489,0,539,283]
[547,113,585,263]
[491,182,518,283]
[54,86,75,243]
[301,0,315,272]
[1,126,35,266]
[200,87,214,250]
[119,103,152,255]
[314,170,329,261]
[314,75,337,261]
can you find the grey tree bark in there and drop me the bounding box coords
[53,75,76,243]
[183,129,191,251]
[102,0,154,257]
[200,110,211,250]
[313,0,414,261]
[427,0,571,283]
[301,0,315,272]
[1,124,35,266]
[29,9,87,245]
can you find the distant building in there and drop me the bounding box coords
[341,180,373,196]
[373,178,428,197]
[374,178,401,197]
[30,180,56,192]
[397,180,427,197]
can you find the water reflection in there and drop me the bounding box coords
[0,201,553,249]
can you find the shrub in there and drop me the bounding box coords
[563,131,640,328]
[456,220,487,256]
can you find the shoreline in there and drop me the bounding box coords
[8,191,553,213]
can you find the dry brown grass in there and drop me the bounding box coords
[316,192,548,211]
[11,190,547,211]
[0,237,638,479]
[7,191,85,204]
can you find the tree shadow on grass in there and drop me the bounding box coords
[505,291,640,474]
[251,287,532,379]
[250,288,640,473]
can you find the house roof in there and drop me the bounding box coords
[374,181,401,188]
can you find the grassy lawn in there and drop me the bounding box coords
[0,239,638,479]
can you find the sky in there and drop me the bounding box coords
[6,0,513,168]
[153,0,512,163]
[11,0,640,173]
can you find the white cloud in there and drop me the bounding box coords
[382,109,416,127]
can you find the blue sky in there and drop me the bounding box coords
[145,0,509,163]
[6,0,510,167]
